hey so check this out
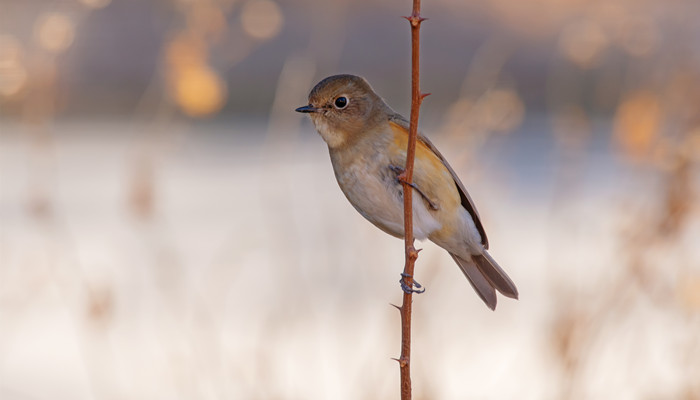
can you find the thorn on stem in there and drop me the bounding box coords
[420,92,431,100]
[390,303,402,311]
[402,14,427,27]
[393,356,409,367]
[407,246,420,260]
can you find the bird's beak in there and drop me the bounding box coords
[295,104,320,113]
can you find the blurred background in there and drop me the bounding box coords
[1,0,699,398]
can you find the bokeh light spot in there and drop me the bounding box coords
[475,89,525,133]
[240,0,284,40]
[189,3,227,40]
[165,33,208,71]
[0,35,28,97]
[34,12,76,54]
[678,275,700,311]
[0,35,23,66]
[558,19,608,68]
[614,91,661,161]
[0,63,27,98]
[172,65,227,117]
[618,16,658,57]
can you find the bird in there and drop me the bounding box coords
[295,74,518,310]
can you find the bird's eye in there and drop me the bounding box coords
[334,96,348,109]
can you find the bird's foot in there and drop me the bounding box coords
[399,272,426,294]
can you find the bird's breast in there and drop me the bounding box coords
[330,150,442,240]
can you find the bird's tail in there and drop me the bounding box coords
[450,251,518,310]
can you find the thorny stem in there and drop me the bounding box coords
[397,1,427,399]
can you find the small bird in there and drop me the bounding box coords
[296,74,518,310]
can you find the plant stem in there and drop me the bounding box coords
[398,1,426,399]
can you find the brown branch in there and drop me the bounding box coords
[397,1,426,399]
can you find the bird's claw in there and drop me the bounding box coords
[388,165,440,210]
[389,165,405,177]
[399,272,426,294]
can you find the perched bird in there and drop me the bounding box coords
[295,74,518,310]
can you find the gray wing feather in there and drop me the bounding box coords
[450,253,497,310]
[473,251,518,299]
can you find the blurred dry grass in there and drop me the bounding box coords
[1,0,700,399]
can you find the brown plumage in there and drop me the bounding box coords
[296,74,518,310]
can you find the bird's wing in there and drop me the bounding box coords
[388,114,489,249]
